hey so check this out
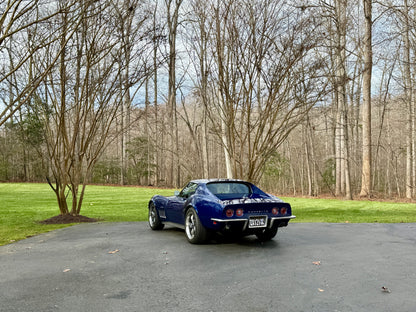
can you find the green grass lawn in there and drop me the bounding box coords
[0,183,174,246]
[1,183,415,246]
[282,197,416,223]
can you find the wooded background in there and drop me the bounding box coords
[1,0,416,214]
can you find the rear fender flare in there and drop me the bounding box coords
[184,205,197,217]
[185,204,212,227]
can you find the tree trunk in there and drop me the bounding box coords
[153,2,159,186]
[403,0,413,199]
[219,91,233,179]
[334,0,352,199]
[145,75,150,185]
[166,0,183,188]
[360,0,372,197]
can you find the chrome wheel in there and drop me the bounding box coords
[185,213,196,239]
[184,208,208,244]
[149,207,157,226]
[148,203,164,230]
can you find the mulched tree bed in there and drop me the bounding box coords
[39,215,98,224]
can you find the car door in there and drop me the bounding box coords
[166,182,198,225]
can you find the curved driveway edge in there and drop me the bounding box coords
[0,222,415,312]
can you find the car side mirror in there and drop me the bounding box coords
[174,191,180,196]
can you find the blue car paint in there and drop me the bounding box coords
[165,196,186,224]
[149,179,295,233]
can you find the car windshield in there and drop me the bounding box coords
[206,182,251,200]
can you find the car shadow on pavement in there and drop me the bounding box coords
[161,226,279,248]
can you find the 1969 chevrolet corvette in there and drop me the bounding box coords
[148,179,295,244]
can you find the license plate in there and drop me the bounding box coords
[249,216,267,228]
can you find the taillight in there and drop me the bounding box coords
[281,207,287,216]
[272,208,279,215]
[226,209,234,217]
[236,209,244,217]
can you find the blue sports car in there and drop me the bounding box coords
[148,179,295,244]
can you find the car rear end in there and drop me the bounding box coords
[211,201,295,234]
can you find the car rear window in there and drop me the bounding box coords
[206,182,251,200]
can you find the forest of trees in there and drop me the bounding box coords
[1,0,416,214]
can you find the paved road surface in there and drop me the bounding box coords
[1,222,415,312]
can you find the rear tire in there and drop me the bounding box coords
[255,226,278,242]
[148,202,164,230]
[185,208,208,244]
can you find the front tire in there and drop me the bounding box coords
[185,208,208,244]
[148,202,164,230]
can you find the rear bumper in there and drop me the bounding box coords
[211,215,296,231]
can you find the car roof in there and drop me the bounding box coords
[190,178,248,185]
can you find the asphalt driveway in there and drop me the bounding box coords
[0,222,415,312]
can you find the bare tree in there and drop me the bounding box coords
[320,0,352,199]
[165,0,183,187]
[37,0,150,215]
[0,0,79,127]
[206,0,327,183]
[185,0,213,179]
[403,0,414,198]
[111,0,153,185]
[360,0,372,197]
